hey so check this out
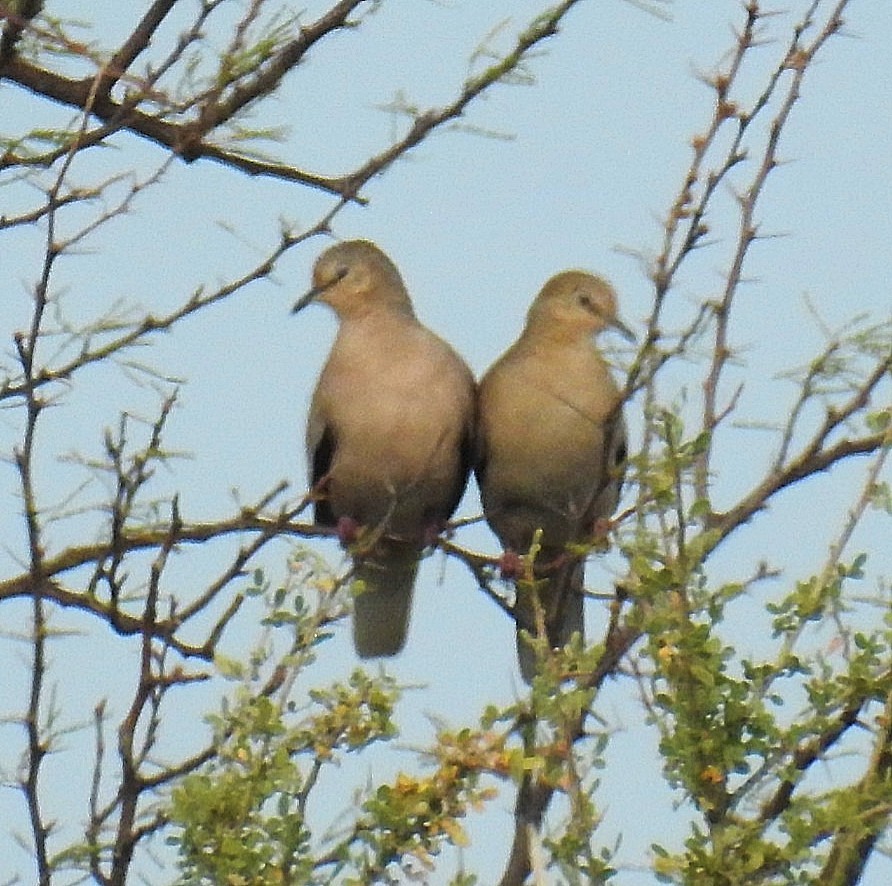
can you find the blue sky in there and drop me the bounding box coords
[1,1,890,883]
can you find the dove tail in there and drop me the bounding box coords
[351,548,419,658]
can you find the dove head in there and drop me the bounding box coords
[294,240,415,318]
[525,270,634,342]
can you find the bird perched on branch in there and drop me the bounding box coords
[476,270,633,682]
[294,239,476,658]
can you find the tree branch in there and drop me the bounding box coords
[500,598,641,885]
[819,688,892,885]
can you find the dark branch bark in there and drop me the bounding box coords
[0,0,588,201]
[499,609,641,886]
[98,0,181,98]
[819,691,892,885]
[759,697,866,822]
[712,427,890,546]
[0,55,352,194]
[0,0,42,66]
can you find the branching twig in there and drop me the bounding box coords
[0,211,338,404]
[819,688,892,884]
[499,596,641,886]
[712,387,890,547]
[1,0,588,203]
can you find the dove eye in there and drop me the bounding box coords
[318,265,349,294]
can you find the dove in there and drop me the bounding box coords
[476,270,632,681]
[295,240,476,657]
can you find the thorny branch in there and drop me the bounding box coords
[1,0,585,200]
[497,1,890,882]
[500,595,641,886]
[108,500,183,883]
[710,352,890,546]
[11,72,92,882]
[0,206,341,403]
[697,0,851,502]
[0,496,321,654]
[1,0,888,882]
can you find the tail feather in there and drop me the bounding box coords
[351,547,419,658]
[516,559,585,683]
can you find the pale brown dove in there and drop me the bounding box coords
[476,270,632,682]
[294,239,476,658]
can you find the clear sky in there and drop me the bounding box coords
[1,1,890,883]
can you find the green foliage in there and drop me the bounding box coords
[641,549,892,884]
[613,395,892,884]
[4,2,888,883]
[168,667,401,884]
[165,560,517,883]
[165,560,401,884]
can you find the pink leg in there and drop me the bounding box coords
[336,515,361,547]
[591,517,613,539]
[422,520,447,549]
[499,550,524,580]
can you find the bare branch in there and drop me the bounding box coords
[0,210,338,404]
[712,345,890,545]
[97,0,181,98]
[341,1,585,196]
[1,1,589,203]
[758,695,865,822]
[0,0,42,66]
